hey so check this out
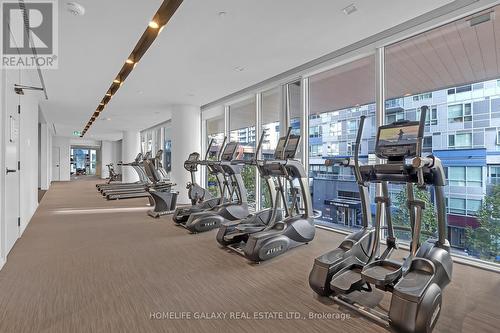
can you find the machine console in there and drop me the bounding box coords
[188,152,199,162]
[273,137,287,159]
[220,142,239,161]
[375,121,421,160]
[284,135,300,159]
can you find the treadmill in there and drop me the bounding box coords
[96,153,146,191]
[106,151,174,200]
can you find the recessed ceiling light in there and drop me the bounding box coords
[149,20,160,29]
[234,66,245,72]
[218,11,227,17]
[113,79,120,84]
[404,93,411,96]
[106,92,112,96]
[126,58,134,64]
[342,4,357,15]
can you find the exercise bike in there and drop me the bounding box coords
[172,137,228,223]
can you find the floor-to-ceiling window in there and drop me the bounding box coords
[308,55,376,231]
[163,126,172,176]
[385,5,500,262]
[260,87,282,208]
[199,4,500,268]
[286,80,302,160]
[206,114,225,197]
[229,97,257,209]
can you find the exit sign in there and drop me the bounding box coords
[73,131,82,136]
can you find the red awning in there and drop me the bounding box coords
[448,214,480,229]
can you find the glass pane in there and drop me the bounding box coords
[206,109,225,197]
[287,80,302,159]
[386,5,500,263]
[261,87,281,208]
[449,167,465,180]
[455,133,472,147]
[230,97,256,209]
[467,167,482,182]
[467,199,481,215]
[308,55,376,231]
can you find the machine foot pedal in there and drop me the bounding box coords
[330,264,366,294]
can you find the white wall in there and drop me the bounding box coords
[171,105,201,204]
[112,140,122,173]
[19,94,40,234]
[39,123,51,190]
[101,141,112,179]
[52,136,71,181]
[0,66,3,269]
[1,64,42,269]
[122,132,141,183]
[70,138,101,148]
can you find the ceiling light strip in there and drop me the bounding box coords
[81,0,183,137]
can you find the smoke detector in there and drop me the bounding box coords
[66,2,85,16]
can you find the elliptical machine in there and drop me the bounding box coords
[145,151,179,218]
[309,107,453,333]
[219,128,315,262]
[178,140,246,233]
[216,128,292,256]
[172,138,228,223]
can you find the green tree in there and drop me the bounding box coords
[207,174,219,197]
[466,185,500,261]
[241,165,256,204]
[392,186,438,243]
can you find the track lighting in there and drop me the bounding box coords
[80,0,184,136]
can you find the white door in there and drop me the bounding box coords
[52,147,60,181]
[3,78,21,255]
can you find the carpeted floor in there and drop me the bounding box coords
[0,178,499,332]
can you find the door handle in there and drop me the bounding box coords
[6,168,17,174]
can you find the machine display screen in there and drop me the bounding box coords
[287,137,299,150]
[273,138,287,159]
[377,124,419,148]
[221,142,238,161]
[284,137,300,158]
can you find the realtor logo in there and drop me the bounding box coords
[1,0,58,68]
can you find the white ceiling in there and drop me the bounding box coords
[40,0,458,140]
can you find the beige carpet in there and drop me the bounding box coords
[0,178,499,332]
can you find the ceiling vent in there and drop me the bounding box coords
[66,2,85,16]
[469,11,493,27]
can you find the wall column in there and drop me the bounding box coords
[122,131,141,183]
[101,141,112,179]
[171,104,201,204]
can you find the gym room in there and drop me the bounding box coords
[0,1,499,332]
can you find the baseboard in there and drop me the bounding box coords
[0,256,6,271]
